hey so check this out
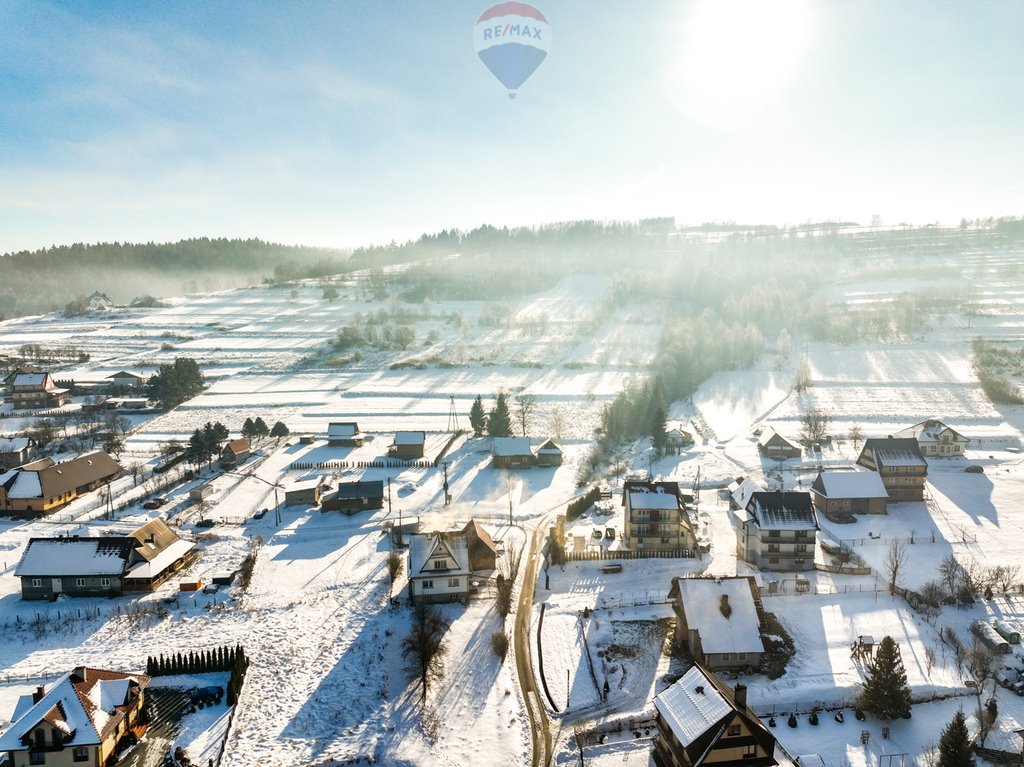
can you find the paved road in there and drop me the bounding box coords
[514,522,554,767]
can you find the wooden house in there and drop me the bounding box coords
[321,480,384,515]
[534,438,563,467]
[491,437,534,469]
[0,667,151,767]
[894,419,969,458]
[0,452,123,518]
[86,290,114,310]
[327,422,364,447]
[757,427,801,460]
[654,665,797,767]
[856,437,928,501]
[462,520,498,571]
[106,371,145,391]
[389,431,426,460]
[665,423,695,454]
[668,576,767,670]
[285,476,324,507]
[810,470,889,515]
[121,519,196,593]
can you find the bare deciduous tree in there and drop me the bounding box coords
[885,539,908,595]
[514,394,537,437]
[799,405,830,446]
[387,550,403,596]
[401,603,450,701]
[495,545,524,620]
[849,424,863,449]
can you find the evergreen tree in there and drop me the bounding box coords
[651,405,668,454]
[146,357,205,409]
[860,635,912,719]
[241,417,256,439]
[270,421,289,439]
[937,710,975,767]
[469,395,487,437]
[487,393,512,437]
[253,417,269,438]
[187,429,209,467]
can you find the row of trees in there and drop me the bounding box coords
[147,357,206,409]
[469,393,537,438]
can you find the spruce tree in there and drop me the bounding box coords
[254,417,269,438]
[860,635,912,719]
[651,406,668,454]
[270,421,289,439]
[487,393,512,437]
[937,710,975,767]
[469,395,487,437]
[241,417,255,439]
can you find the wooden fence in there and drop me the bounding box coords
[288,458,433,471]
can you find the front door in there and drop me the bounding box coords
[52,578,62,594]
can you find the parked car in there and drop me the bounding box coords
[195,518,216,528]
[592,528,603,540]
[604,528,616,540]
[143,497,167,510]
[253,508,269,519]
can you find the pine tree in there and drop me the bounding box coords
[860,635,912,719]
[270,421,289,439]
[469,395,487,437]
[487,393,512,437]
[937,710,975,767]
[241,417,255,439]
[651,405,668,454]
[253,417,269,438]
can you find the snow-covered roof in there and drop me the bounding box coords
[328,422,360,438]
[654,665,731,747]
[0,467,41,498]
[125,539,195,580]
[0,668,149,751]
[860,438,927,468]
[894,419,967,443]
[536,438,562,454]
[12,372,47,386]
[746,492,818,531]
[627,489,680,510]
[757,426,798,449]
[106,371,144,380]
[408,532,470,577]
[15,538,132,577]
[672,577,766,655]
[730,477,763,509]
[0,436,32,453]
[811,470,889,499]
[394,431,425,446]
[288,476,324,492]
[493,437,532,457]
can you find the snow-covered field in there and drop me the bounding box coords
[4,247,1024,765]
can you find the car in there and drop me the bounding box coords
[143,497,167,510]
[965,465,985,473]
[604,528,616,540]
[202,583,219,594]
[592,528,603,540]
[195,518,216,528]
[253,508,269,519]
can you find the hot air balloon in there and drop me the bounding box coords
[473,2,550,99]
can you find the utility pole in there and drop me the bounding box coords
[443,462,450,505]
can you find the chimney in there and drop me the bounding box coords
[73,666,87,683]
[734,684,747,710]
[694,685,704,695]
[32,685,45,704]
[720,594,732,618]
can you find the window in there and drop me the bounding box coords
[743,744,757,758]
[73,748,89,762]
[433,560,446,570]
[794,544,808,553]
[448,578,460,588]
[727,724,740,736]
[422,580,434,589]
[30,751,46,765]
[32,578,42,587]
[768,530,780,537]
[795,530,807,538]
[101,578,110,587]
[76,578,86,587]
[660,537,670,544]
[767,543,780,552]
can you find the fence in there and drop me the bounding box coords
[566,548,695,562]
[288,458,432,471]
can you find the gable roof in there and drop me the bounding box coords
[894,419,968,443]
[811,470,889,499]
[106,371,144,380]
[730,477,764,509]
[757,426,799,449]
[333,480,384,500]
[0,436,33,453]
[536,438,562,453]
[669,577,766,656]
[655,665,732,749]
[859,437,927,468]
[223,438,250,456]
[394,430,425,446]
[462,519,498,568]
[0,451,122,500]
[745,492,818,531]
[0,667,149,751]
[493,437,532,457]
[327,422,360,438]
[15,537,134,577]
[408,532,470,577]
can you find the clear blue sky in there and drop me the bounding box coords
[1,0,1022,253]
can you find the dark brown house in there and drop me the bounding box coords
[321,480,385,515]
[389,431,426,460]
[462,520,498,571]
[757,427,801,460]
[856,437,928,502]
[219,438,251,469]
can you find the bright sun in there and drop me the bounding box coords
[672,0,817,128]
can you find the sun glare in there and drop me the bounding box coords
[672,0,817,128]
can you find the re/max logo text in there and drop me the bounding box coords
[482,24,543,40]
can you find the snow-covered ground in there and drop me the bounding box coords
[5,248,1024,765]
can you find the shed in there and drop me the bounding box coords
[534,438,563,467]
[285,476,324,507]
[994,620,1021,644]
[389,431,426,460]
[972,620,1011,654]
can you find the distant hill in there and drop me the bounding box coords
[0,238,346,320]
